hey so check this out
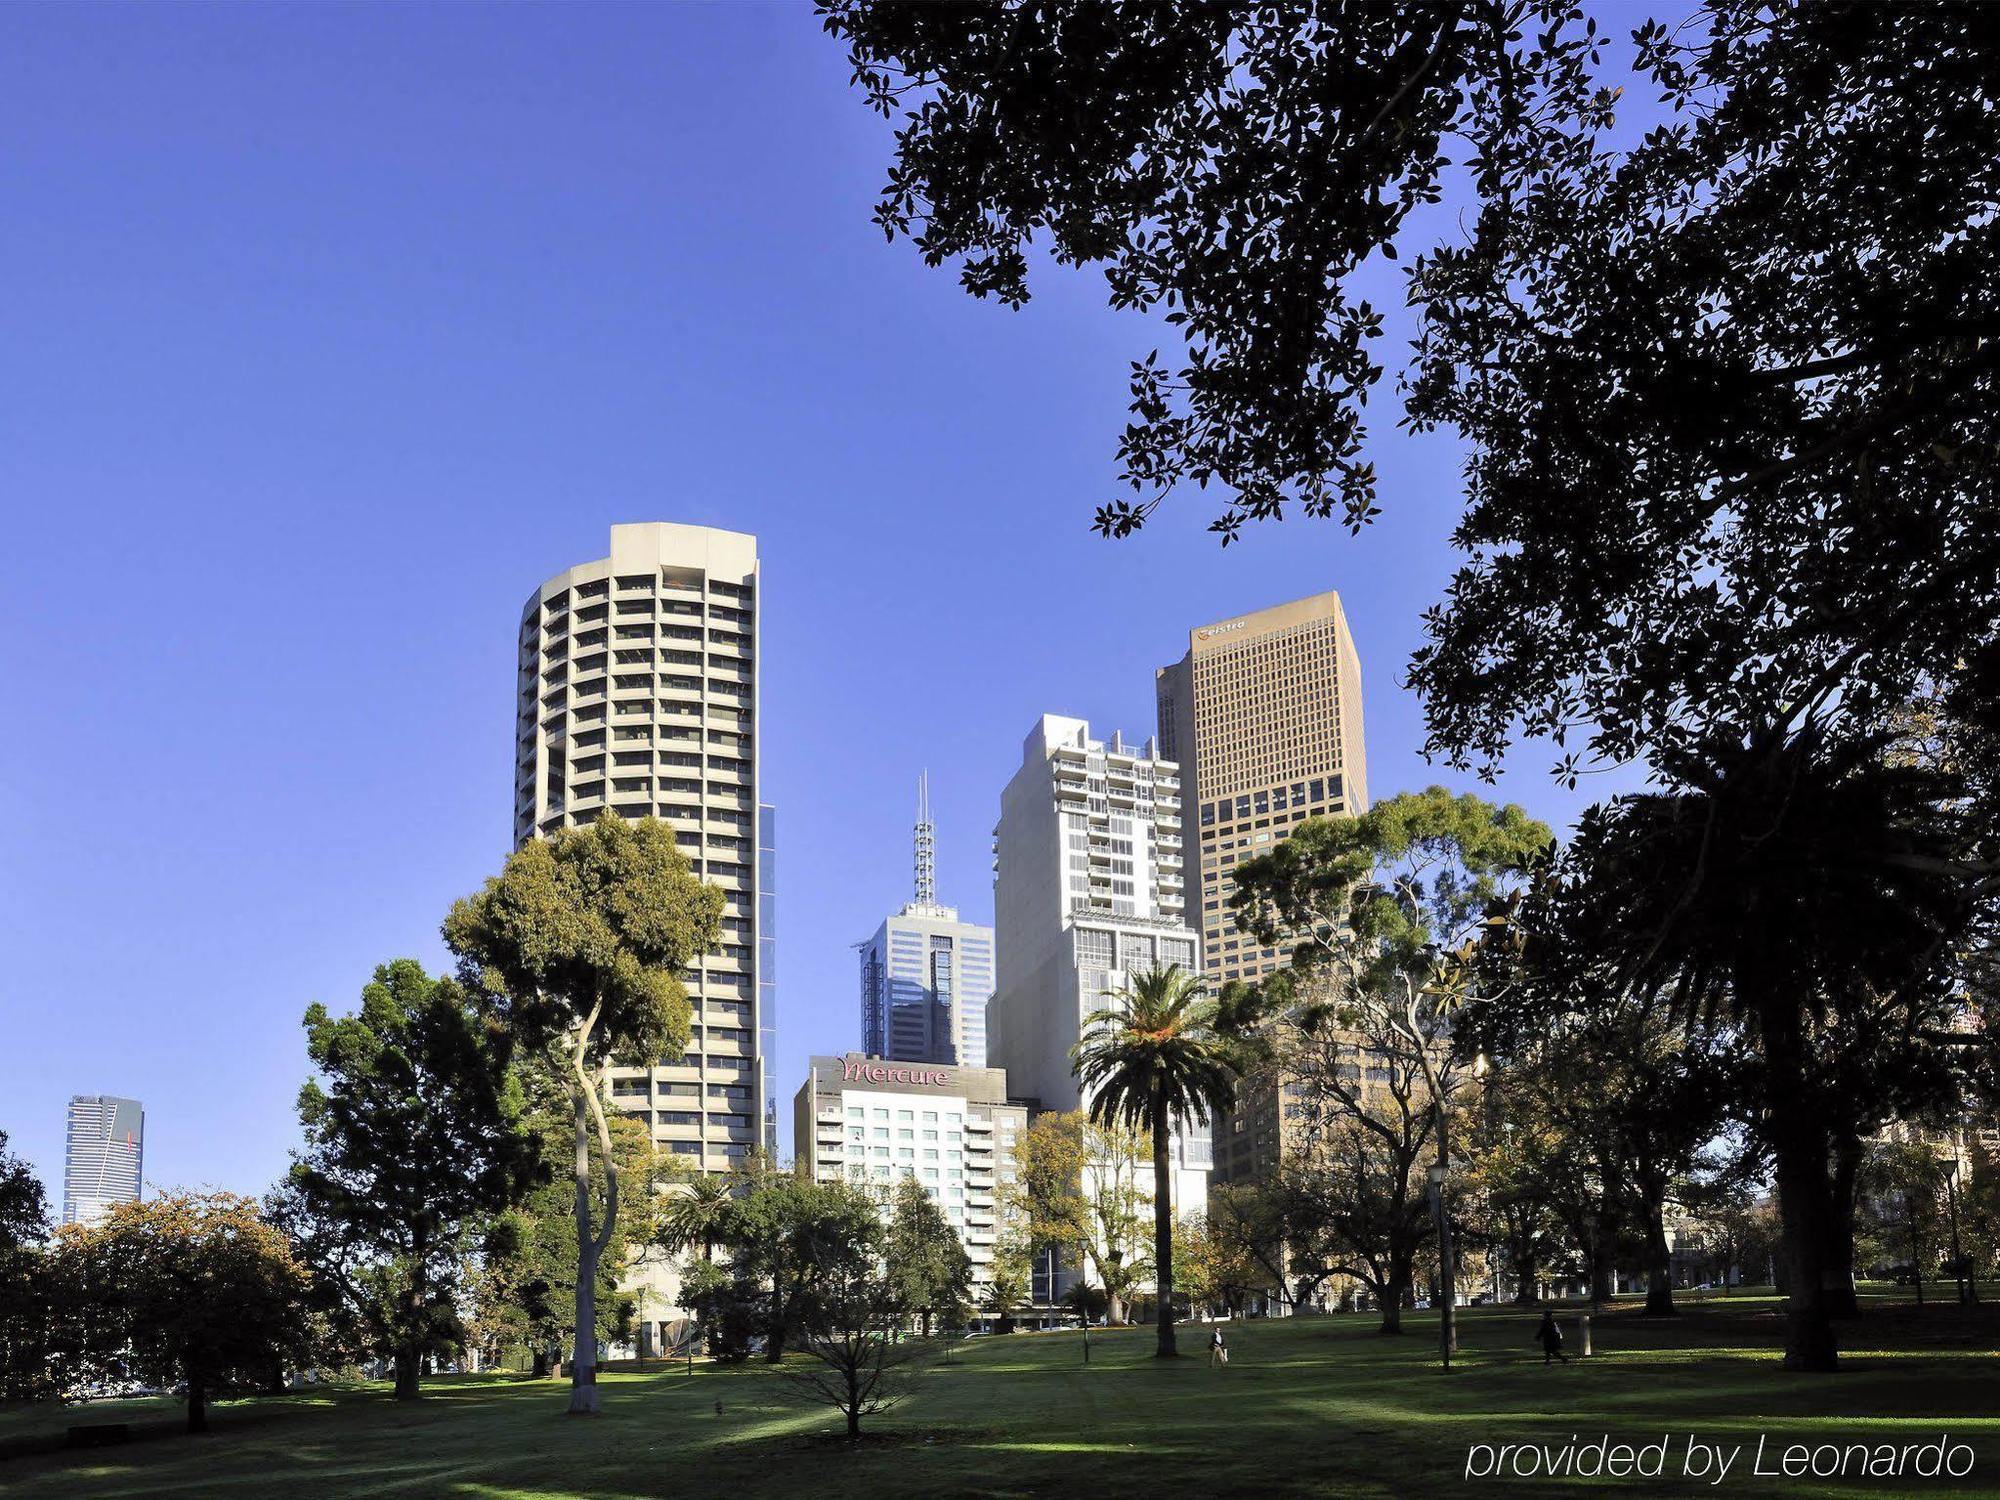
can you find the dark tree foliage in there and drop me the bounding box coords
[819,0,1605,542]
[1481,726,1984,1367]
[722,1164,883,1363]
[0,1131,54,1402]
[1404,2,2000,786]
[281,960,539,1400]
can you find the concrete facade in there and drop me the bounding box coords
[794,1053,1029,1294]
[985,716,1212,1231]
[514,523,771,1176]
[1155,590,1367,1188]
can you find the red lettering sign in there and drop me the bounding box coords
[839,1056,952,1089]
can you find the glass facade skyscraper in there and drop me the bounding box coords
[858,775,994,1068]
[64,1094,143,1226]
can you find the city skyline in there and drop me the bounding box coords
[0,4,1640,1204]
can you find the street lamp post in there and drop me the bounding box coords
[1428,1162,1454,1371]
[1586,1211,1602,1316]
[1944,1155,1978,1307]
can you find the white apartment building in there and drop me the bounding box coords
[794,1054,1029,1295]
[986,716,1213,1229]
[515,523,772,1174]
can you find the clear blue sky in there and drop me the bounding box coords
[0,3,1643,1201]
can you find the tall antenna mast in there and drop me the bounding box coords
[914,769,937,906]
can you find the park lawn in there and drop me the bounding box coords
[5,1299,2000,1500]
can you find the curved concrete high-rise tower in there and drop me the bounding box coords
[516,523,773,1172]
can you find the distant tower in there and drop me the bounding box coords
[64,1095,143,1226]
[858,773,996,1067]
[1156,588,1366,1189]
[914,770,938,909]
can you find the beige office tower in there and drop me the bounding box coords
[516,524,772,1179]
[1155,590,1367,1190]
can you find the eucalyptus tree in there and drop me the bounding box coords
[444,811,723,1413]
[1071,964,1240,1358]
[1230,789,1549,1354]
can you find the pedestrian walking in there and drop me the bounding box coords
[1209,1326,1229,1368]
[1535,1308,1569,1365]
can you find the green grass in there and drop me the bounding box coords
[6,1295,2000,1498]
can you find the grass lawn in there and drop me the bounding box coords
[6,1294,2000,1499]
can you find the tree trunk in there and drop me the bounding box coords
[1642,1192,1677,1316]
[1378,1263,1408,1334]
[531,1348,551,1378]
[1826,1136,1862,1318]
[393,1346,421,1401]
[186,1376,208,1435]
[1771,1120,1841,1370]
[846,1404,861,1440]
[1511,1217,1540,1305]
[570,1087,602,1413]
[1151,1094,1177,1358]
[765,1282,786,1362]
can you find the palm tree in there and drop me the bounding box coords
[658,1174,733,1264]
[1071,964,1242,1358]
[1555,720,1985,1369]
[657,1174,735,1358]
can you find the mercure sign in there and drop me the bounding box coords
[843,1056,953,1088]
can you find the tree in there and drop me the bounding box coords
[279,960,536,1400]
[818,0,1606,543]
[784,1259,925,1442]
[1206,1181,1310,1315]
[1464,974,1739,1317]
[656,1172,737,1356]
[1493,735,1982,1367]
[444,811,723,1413]
[1175,1212,1259,1320]
[1071,964,1241,1358]
[1001,1110,1147,1323]
[51,1192,310,1433]
[474,1080,665,1376]
[1231,790,1550,1353]
[723,1163,882,1362]
[883,1176,972,1338]
[1857,1139,1948,1301]
[0,1131,54,1402]
[658,1174,734,1268]
[984,1234,1032,1333]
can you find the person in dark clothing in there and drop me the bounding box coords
[1535,1308,1569,1364]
